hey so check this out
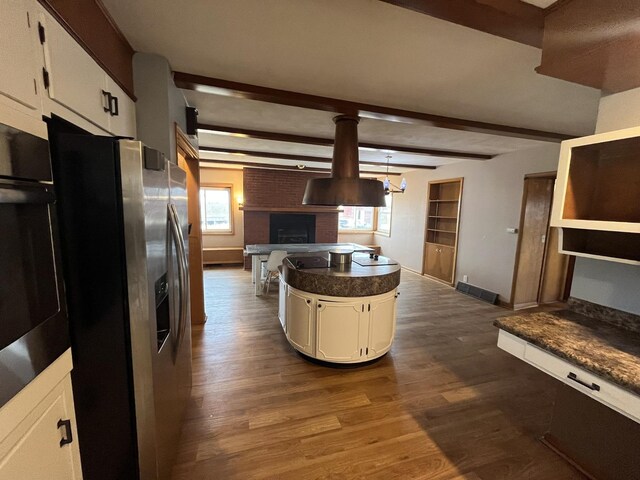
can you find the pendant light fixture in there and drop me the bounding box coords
[302,115,386,207]
[383,155,407,195]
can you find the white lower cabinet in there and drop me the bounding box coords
[497,329,640,424]
[316,301,366,362]
[280,286,398,363]
[286,287,315,356]
[367,293,397,359]
[278,276,287,332]
[0,351,82,479]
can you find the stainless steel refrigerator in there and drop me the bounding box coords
[51,134,192,480]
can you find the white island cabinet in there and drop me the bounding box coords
[286,287,315,356]
[0,350,83,480]
[282,286,398,364]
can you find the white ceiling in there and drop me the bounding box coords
[102,0,600,172]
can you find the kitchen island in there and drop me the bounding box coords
[278,252,401,364]
[245,242,375,295]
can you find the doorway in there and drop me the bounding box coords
[510,173,575,310]
[176,124,207,324]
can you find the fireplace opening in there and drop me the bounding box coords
[269,214,316,244]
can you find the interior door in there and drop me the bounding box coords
[512,177,555,309]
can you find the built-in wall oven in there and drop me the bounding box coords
[0,122,69,407]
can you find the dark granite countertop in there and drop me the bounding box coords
[495,307,640,396]
[281,252,401,297]
[245,243,373,256]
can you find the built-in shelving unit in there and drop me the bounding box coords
[551,126,640,265]
[423,178,463,285]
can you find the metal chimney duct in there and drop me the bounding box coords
[302,115,386,207]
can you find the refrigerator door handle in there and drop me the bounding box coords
[168,204,186,350]
[169,204,189,348]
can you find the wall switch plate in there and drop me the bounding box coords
[506,227,518,234]
[463,275,468,283]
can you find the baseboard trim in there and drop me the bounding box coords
[401,266,423,276]
[203,247,244,265]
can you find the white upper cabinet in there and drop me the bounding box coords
[0,0,41,117]
[550,127,640,265]
[105,76,135,138]
[38,7,110,131]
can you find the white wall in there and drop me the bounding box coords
[378,144,561,302]
[133,53,196,163]
[568,86,640,315]
[200,168,244,248]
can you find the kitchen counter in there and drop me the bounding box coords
[281,252,401,297]
[494,300,640,395]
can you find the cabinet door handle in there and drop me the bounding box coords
[110,95,119,117]
[102,90,112,113]
[567,372,600,392]
[57,418,73,447]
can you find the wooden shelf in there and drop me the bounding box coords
[423,178,463,285]
[425,241,455,249]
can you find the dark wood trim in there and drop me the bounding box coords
[199,146,436,170]
[562,255,576,302]
[378,0,545,48]
[176,123,199,159]
[174,72,573,142]
[38,0,136,100]
[198,158,399,176]
[198,123,493,160]
[524,171,557,179]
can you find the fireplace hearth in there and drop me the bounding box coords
[270,214,316,244]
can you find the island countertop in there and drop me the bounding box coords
[281,252,401,297]
[494,305,640,396]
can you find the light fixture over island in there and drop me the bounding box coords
[278,250,401,364]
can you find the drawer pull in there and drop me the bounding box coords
[567,372,600,392]
[57,418,73,447]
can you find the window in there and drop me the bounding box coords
[376,195,392,234]
[200,185,233,233]
[339,206,375,231]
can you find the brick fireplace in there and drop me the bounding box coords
[243,168,339,268]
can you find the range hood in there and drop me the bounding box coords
[302,115,386,207]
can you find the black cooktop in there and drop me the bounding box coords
[288,256,331,269]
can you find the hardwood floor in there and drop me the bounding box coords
[171,267,585,479]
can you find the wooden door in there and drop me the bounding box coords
[423,243,441,279]
[512,176,567,309]
[539,227,571,304]
[438,246,455,284]
[176,126,206,324]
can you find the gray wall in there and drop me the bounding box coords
[133,53,196,163]
[376,144,560,302]
[568,86,640,315]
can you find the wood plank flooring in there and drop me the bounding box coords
[171,267,585,479]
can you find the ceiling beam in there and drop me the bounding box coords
[197,123,493,160]
[378,0,544,48]
[199,146,436,170]
[174,72,571,142]
[198,158,401,176]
